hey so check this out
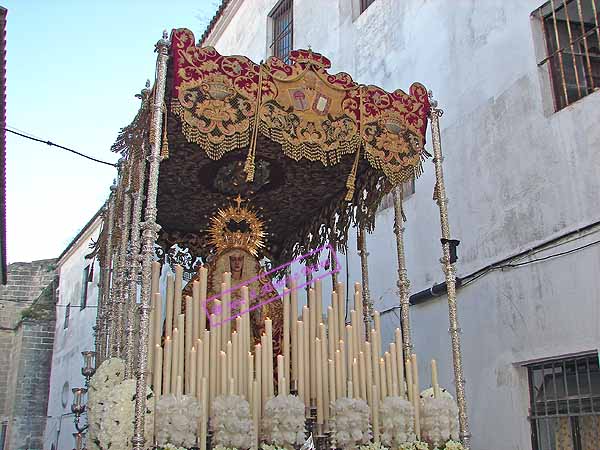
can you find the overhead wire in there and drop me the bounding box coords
[5,127,117,167]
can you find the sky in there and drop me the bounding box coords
[4,0,221,263]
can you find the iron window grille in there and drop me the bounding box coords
[64,303,71,329]
[526,353,600,450]
[269,0,293,63]
[533,0,600,111]
[360,0,376,14]
[80,265,90,310]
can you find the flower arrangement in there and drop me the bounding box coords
[419,397,459,448]
[398,441,429,450]
[358,442,389,450]
[261,444,288,450]
[214,446,240,450]
[211,395,256,449]
[155,394,202,448]
[87,358,126,450]
[262,394,306,449]
[379,396,416,448]
[158,445,187,450]
[443,440,465,450]
[95,379,154,450]
[330,397,371,449]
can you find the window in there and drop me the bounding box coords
[0,422,7,450]
[81,265,90,310]
[533,0,600,111]
[269,0,293,63]
[526,353,600,450]
[64,303,71,329]
[360,0,376,13]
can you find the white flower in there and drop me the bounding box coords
[330,397,371,450]
[95,378,154,450]
[444,439,465,450]
[87,358,126,449]
[379,396,416,448]
[262,394,306,449]
[358,442,389,450]
[156,394,202,448]
[420,396,459,447]
[160,444,187,450]
[211,395,255,449]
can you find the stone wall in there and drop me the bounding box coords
[0,260,57,450]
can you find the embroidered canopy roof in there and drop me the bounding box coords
[113,28,431,269]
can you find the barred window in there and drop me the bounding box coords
[269,0,293,63]
[360,0,376,13]
[527,353,600,450]
[533,0,600,111]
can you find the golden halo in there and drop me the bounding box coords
[207,195,266,257]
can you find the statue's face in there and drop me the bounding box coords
[229,253,244,275]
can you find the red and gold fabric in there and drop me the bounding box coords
[169,28,430,186]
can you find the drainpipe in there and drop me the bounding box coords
[409,277,463,306]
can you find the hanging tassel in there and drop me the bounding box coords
[344,146,361,201]
[345,87,365,201]
[244,65,264,182]
[160,107,169,159]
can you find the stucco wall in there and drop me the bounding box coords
[43,220,100,450]
[204,1,600,449]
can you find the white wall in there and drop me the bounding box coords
[205,1,600,449]
[43,219,101,450]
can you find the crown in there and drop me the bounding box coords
[207,195,266,257]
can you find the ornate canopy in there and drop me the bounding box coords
[112,28,431,270]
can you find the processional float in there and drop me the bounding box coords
[85,29,471,450]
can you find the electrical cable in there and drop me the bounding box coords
[6,128,117,167]
[460,237,600,288]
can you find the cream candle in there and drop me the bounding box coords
[316,337,323,424]
[163,337,172,395]
[174,265,183,321]
[431,359,440,399]
[328,358,336,405]
[171,328,179,394]
[297,321,306,405]
[151,261,161,294]
[389,344,399,397]
[199,266,208,332]
[364,342,373,408]
[283,290,290,386]
[165,275,174,337]
[196,339,203,398]
[385,352,393,397]
[352,358,360,399]
[379,358,387,400]
[192,281,200,343]
[189,346,197,396]
[154,344,163,398]
[200,377,208,450]
[394,329,405,399]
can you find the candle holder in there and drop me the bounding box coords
[81,351,96,386]
[314,424,328,450]
[71,388,87,415]
[72,431,86,450]
[72,387,89,433]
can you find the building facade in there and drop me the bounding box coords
[201,1,600,449]
[43,214,101,450]
[0,259,57,450]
